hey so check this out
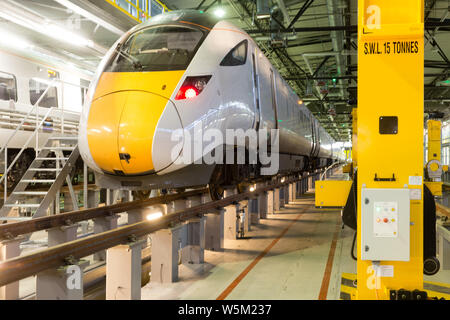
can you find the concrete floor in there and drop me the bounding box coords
[142,194,353,300]
[141,193,450,300]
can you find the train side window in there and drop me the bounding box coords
[29,79,58,108]
[220,40,248,66]
[0,71,18,102]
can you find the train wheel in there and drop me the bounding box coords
[209,183,224,201]
[132,190,151,200]
[236,182,249,194]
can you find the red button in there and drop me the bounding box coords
[383,218,389,223]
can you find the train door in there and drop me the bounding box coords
[251,49,261,130]
[269,69,279,129]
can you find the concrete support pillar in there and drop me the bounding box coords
[223,189,237,240]
[250,198,260,224]
[87,190,99,208]
[239,200,250,233]
[93,215,119,261]
[187,195,202,208]
[224,204,238,240]
[273,188,280,213]
[280,187,285,207]
[182,217,206,264]
[284,185,289,205]
[47,224,78,247]
[267,190,274,215]
[150,226,182,283]
[0,237,23,300]
[205,209,224,251]
[168,199,188,253]
[106,241,145,300]
[168,199,187,214]
[36,260,88,300]
[63,192,76,212]
[258,192,268,220]
[289,183,294,203]
[127,208,148,225]
[182,196,205,264]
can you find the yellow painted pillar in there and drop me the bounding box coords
[357,0,424,299]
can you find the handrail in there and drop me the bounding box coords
[0,80,56,156]
[320,162,342,180]
[0,107,55,186]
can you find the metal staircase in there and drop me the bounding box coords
[0,135,80,221]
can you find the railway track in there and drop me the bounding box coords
[0,174,312,288]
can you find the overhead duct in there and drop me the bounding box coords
[256,0,271,19]
[326,0,347,99]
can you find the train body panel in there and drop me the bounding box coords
[77,11,342,191]
[0,49,87,150]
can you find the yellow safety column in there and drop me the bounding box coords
[352,108,357,169]
[357,0,424,299]
[425,119,448,196]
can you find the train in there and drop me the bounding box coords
[0,47,89,191]
[78,10,343,199]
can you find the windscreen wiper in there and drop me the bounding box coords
[115,45,143,70]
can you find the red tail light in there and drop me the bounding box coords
[175,75,212,100]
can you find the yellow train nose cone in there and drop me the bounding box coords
[87,91,174,175]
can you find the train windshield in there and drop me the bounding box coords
[105,25,205,72]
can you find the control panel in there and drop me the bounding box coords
[361,189,410,261]
[373,202,398,237]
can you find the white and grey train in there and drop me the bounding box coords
[78,10,343,198]
[0,47,89,189]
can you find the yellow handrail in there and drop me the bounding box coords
[104,0,169,23]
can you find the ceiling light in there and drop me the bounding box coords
[0,10,104,53]
[52,0,124,36]
[0,31,32,50]
[214,8,226,18]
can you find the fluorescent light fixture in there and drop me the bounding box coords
[46,24,94,48]
[52,0,124,36]
[214,8,226,18]
[0,31,33,50]
[0,10,103,52]
[147,212,163,221]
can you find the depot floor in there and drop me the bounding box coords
[141,193,450,300]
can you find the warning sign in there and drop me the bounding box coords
[364,41,420,55]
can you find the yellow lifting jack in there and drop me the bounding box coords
[336,0,446,300]
[424,118,448,196]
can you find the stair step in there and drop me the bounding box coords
[35,158,69,161]
[41,147,75,151]
[21,180,55,184]
[0,217,32,222]
[13,191,48,196]
[49,137,78,141]
[29,168,61,172]
[5,204,40,208]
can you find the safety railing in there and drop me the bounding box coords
[320,162,344,180]
[0,78,84,202]
[105,0,169,22]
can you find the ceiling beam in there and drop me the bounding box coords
[287,0,315,30]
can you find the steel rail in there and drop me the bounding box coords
[0,177,301,287]
[0,188,208,240]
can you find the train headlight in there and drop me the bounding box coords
[175,75,212,100]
